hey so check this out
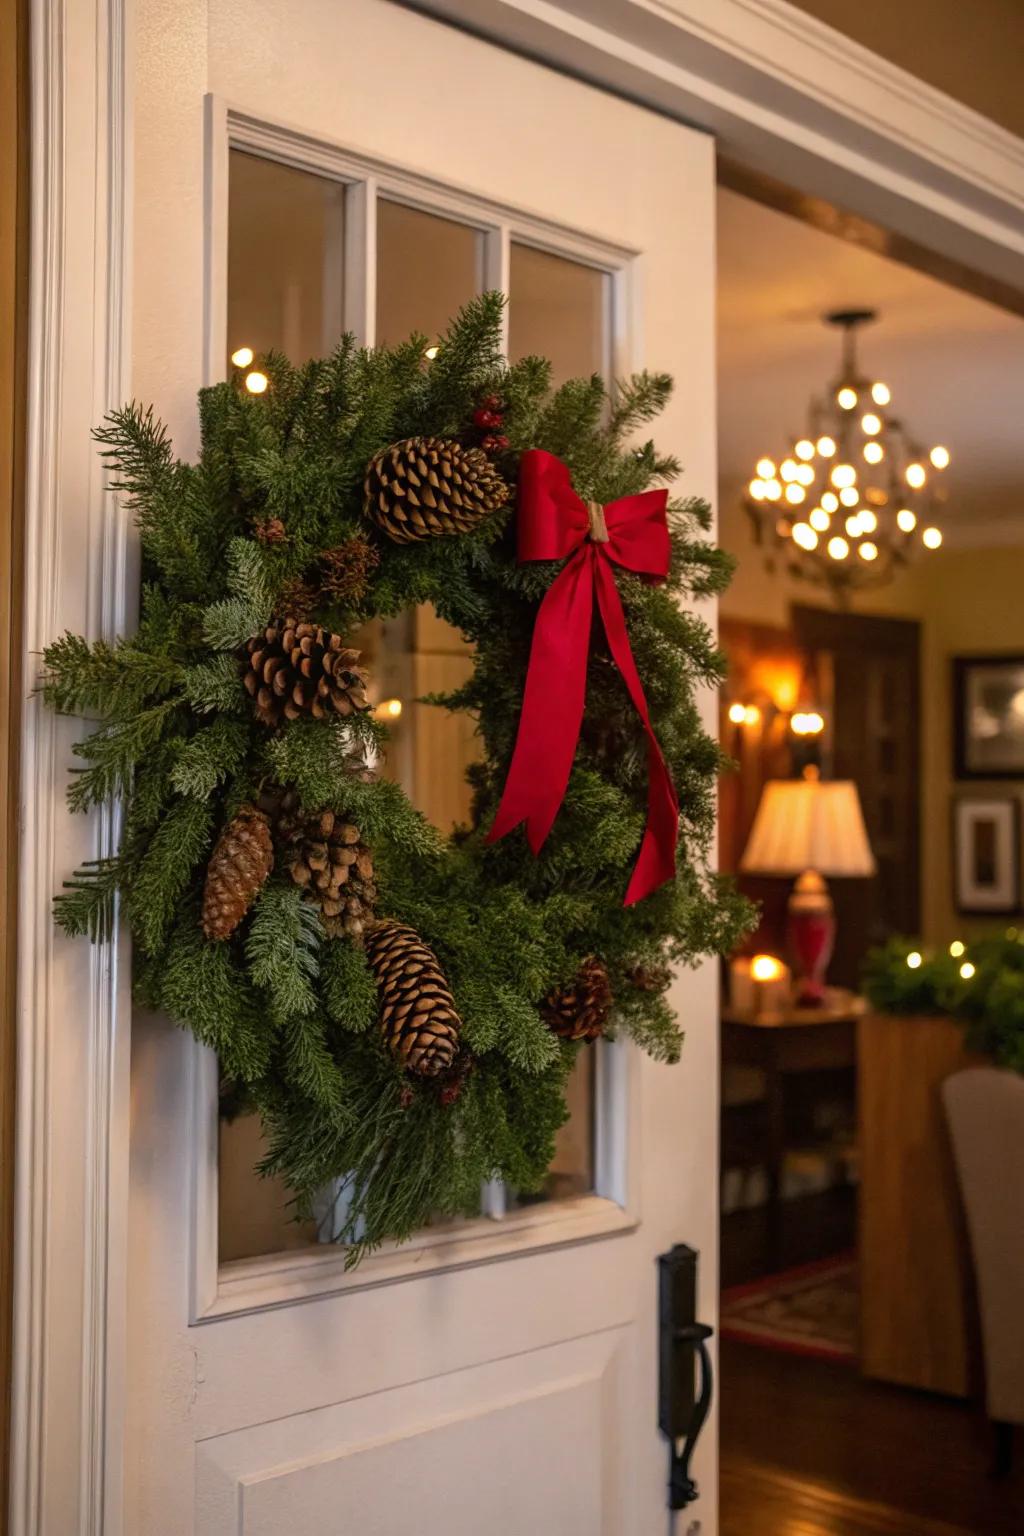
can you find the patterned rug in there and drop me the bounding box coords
[720,1254,858,1362]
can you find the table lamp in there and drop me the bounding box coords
[740,766,875,1005]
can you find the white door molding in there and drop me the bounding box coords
[11,2,132,1533]
[11,1,1023,1533]
[413,0,1024,294]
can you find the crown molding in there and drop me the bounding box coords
[409,0,1024,297]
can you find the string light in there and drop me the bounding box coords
[922,527,943,549]
[757,458,776,480]
[907,951,922,969]
[845,514,864,537]
[785,484,806,505]
[763,480,782,501]
[727,703,747,724]
[861,413,882,435]
[780,459,800,482]
[858,509,878,533]
[749,479,767,500]
[906,462,927,489]
[827,536,849,560]
[795,464,815,486]
[816,436,837,457]
[930,445,950,469]
[792,522,818,550]
[960,961,976,981]
[809,508,831,532]
[839,486,860,507]
[821,492,839,513]
[871,382,891,405]
[795,439,816,460]
[231,346,254,368]
[837,386,858,410]
[245,370,269,395]
[832,464,857,489]
[424,344,440,360]
[863,441,884,464]
[859,541,879,562]
[897,508,917,533]
[372,697,404,721]
[949,940,965,958]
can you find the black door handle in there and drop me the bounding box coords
[658,1244,715,1512]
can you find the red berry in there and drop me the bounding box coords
[473,407,502,430]
[482,434,510,453]
[481,394,503,412]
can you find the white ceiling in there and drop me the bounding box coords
[716,187,1024,543]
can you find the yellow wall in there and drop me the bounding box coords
[720,495,1024,942]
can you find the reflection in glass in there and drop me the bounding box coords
[227,150,345,368]
[508,243,611,386]
[376,200,485,349]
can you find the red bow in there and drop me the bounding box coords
[487,448,679,905]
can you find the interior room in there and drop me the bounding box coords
[715,181,1024,1533]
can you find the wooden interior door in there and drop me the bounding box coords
[121,4,723,1534]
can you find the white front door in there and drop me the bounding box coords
[123,3,720,1532]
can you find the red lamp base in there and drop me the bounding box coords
[787,870,836,1006]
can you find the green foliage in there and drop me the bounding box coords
[44,293,754,1262]
[862,932,1024,1073]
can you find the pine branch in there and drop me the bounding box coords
[53,857,125,942]
[170,717,251,799]
[66,699,182,812]
[40,633,183,716]
[124,797,213,955]
[246,884,321,1021]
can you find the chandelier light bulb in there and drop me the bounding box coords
[245,370,269,395]
[839,486,860,507]
[858,509,878,533]
[896,508,917,533]
[837,387,858,410]
[845,513,863,536]
[861,413,882,435]
[728,703,748,725]
[809,508,831,532]
[863,441,884,464]
[757,457,776,480]
[922,526,943,549]
[231,346,255,368]
[785,484,806,505]
[795,439,815,460]
[792,522,818,551]
[871,381,891,406]
[906,462,927,489]
[763,480,782,501]
[780,458,799,482]
[795,463,815,486]
[821,491,839,513]
[816,435,837,457]
[827,536,850,561]
[930,445,950,469]
[831,464,857,489]
[859,541,879,562]
[749,479,767,500]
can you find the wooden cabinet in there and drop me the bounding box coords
[859,1011,976,1396]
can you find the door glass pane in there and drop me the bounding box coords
[227,150,345,368]
[508,243,611,385]
[376,200,485,348]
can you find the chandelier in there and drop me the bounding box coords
[744,310,950,593]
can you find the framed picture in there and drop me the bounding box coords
[952,796,1021,916]
[954,654,1024,779]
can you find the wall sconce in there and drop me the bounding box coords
[727,702,761,727]
[791,711,825,737]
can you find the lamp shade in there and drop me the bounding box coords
[741,776,875,878]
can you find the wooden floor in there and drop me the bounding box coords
[720,1193,1024,1536]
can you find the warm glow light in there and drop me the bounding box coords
[907,951,923,969]
[906,462,927,489]
[751,954,784,982]
[749,479,767,500]
[832,463,857,489]
[780,458,800,482]
[231,346,254,368]
[863,441,884,464]
[897,508,917,533]
[795,463,815,486]
[757,458,777,480]
[809,508,831,532]
[821,491,839,512]
[791,711,825,736]
[859,541,879,562]
[960,961,976,981]
[816,436,837,458]
[871,381,891,406]
[861,413,882,435]
[775,518,792,537]
[785,484,806,505]
[845,514,863,537]
[949,940,966,958]
[795,439,815,460]
[763,480,782,501]
[922,526,943,549]
[827,536,849,560]
[743,705,761,726]
[839,486,860,507]
[728,703,748,725]
[858,509,878,533]
[930,445,950,469]
[837,386,858,410]
[245,370,269,394]
[373,697,404,722]
[792,522,818,550]
[424,344,441,361]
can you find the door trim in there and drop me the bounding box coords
[14,1,1023,1531]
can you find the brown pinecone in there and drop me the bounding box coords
[628,960,672,993]
[253,515,287,544]
[276,796,377,940]
[364,436,509,544]
[201,804,273,941]
[364,920,461,1077]
[242,619,370,727]
[542,956,612,1042]
[277,575,318,619]
[319,537,380,605]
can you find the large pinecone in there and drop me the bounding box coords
[243,619,370,727]
[276,796,377,940]
[364,436,509,544]
[542,956,612,1042]
[364,920,461,1077]
[201,804,273,941]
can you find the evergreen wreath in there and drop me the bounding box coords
[42,294,751,1263]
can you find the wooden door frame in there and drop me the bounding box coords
[12,3,1024,1533]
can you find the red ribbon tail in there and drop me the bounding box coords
[593,558,679,905]
[487,548,593,854]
